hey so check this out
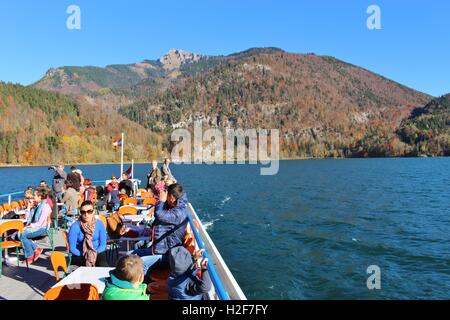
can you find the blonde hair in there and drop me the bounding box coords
[114,255,144,283]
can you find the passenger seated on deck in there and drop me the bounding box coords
[106,175,119,193]
[107,182,120,211]
[103,255,149,300]
[82,179,96,203]
[168,247,211,300]
[119,173,134,197]
[19,186,52,264]
[131,183,189,281]
[68,200,108,267]
[16,187,35,221]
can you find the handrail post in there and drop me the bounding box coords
[8,194,11,204]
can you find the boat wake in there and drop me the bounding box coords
[216,196,232,209]
[203,218,220,230]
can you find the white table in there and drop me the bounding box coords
[122,204,153,211]
[117,236,151,251]
[135,205,153,211]
[52,267,114,294]
[121,215,146,224]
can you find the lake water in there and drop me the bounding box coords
[1,158,449,299]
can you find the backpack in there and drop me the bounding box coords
[84,187,97,202]
[2,211,18,220]
[106,212,125,239]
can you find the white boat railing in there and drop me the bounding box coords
[188,203,247,300]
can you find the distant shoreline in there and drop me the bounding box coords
[0,155,447,168]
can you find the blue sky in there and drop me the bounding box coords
[1,0,449,96]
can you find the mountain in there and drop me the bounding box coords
[33,49,209,97]
[397,94,450,156]
[18,47,446,163]
[118,49,432,158]
[0,82,164,165]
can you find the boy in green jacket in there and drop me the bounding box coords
[103,255,149,300]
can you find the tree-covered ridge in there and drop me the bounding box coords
[119,50,432,158]
[397,94,450,156]
[0,82,164,165]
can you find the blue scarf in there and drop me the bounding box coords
[28,201,45,224]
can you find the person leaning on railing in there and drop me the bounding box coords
[167,247,211,300]
[68,200,108,267]
[48,165,67,203]
[146,160,162,192]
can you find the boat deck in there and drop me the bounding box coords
[1,200,246,300]
[0,231,70,300]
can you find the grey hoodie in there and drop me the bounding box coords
[167,246,212,300]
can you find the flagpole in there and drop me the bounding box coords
[120,132,124,176]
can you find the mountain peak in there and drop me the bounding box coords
[158,49,204,70]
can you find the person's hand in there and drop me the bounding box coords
[195,257,208,269]
[200,258,208,269]
[193,248,205,261]
[159,189,167,202]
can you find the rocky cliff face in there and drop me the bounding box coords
[158,49,205,71]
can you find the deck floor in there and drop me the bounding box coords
[0,230,171,300]
[0,229,122,300]
[0,231,67,300]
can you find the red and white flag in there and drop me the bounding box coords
[112,138,122,148]
[123,165,133,179]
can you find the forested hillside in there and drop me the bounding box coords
[0,82,164,165]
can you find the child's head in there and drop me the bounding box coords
[169,246,193,276]
[115,255,144,287]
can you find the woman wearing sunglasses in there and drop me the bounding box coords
[68,200,108,267]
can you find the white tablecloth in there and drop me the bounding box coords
[52,267,114,294]
[121,215,146,224]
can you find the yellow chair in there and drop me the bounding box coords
[123,198,137,206]
[118,194,128,200]
[117,206,138,216]
[2,203,12,211]
[50,251,68,281]
[10,202,20,211]
[97,215,119,263]
[0,220,27,276]
[143,198,157,206]
[44,284,99,300]
[140,191,148,198]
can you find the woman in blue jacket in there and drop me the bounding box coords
[68,200,108,267]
